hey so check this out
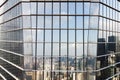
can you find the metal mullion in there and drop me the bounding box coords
[75,1,77,80]
[86,1,91,80]
[83,3,86,80]
[59,2,61,80]
[108,1,110,41]
[34,1,38,80]
[30,14,100,16]
[43,1,45,80]
[99,2,120,13]
[67,1,69,80]
[96,1,100,79]
[112,1,113,36]
[112,0,114,77]
[51,1,53,80]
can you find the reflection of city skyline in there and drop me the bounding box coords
[0,0,120,80]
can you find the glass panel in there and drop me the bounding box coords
[46,3,52,14]
[23,16,31,28]
[38,3,44,14]
[23,30,32,42]
[61,30,67,42]
[24,43,32,55]
[61,16,67,28]
[22,3,30,15]
[77,44,83,57]
[90,17,98,29]
[53,30,59,42]
[84,16,89,29]
[99,17,103,29]
[88,30,97,42]
[31,3,36,14]
[90,3,99,15]
[84,3,90,14]
[77,30,83,42]
[38,16,44,28]
[69,43,75,56]
[61,3,67,14]
[76,2,83,14]
[32,30,36,42]
[76,44,83,70]
[45,43,51,56]
[37,43,43,56]
[45,16,51,28]
[69,30,75,42]
[53,3,59,14]
[88,43,97,56]
[69,2,75,14]
[69,16,75,28]
[53,16,59,28]
[84,30,88,42]
[45,30,51,42]
[61,43,67,56]
[37,30,43,42]
[31,16,36,28]
[53,43,59,56]
[76,16,83,28]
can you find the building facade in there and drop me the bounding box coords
[0,0,120,80]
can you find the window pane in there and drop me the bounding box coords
[69,2,75,14]
[32,30,36,42]
[69,30,75,42]
[45,30,51,42]
[61,16,67,28]
[84,3,90,14]
[37,43,43,56]
[61,43,67,56]
[61,30,67,42]
[88,30,97,42]
[38,16,44,28]
[31,16,36,28]
[90,17,98,29]
[22,3,30,15]
[24,43,32,55]
[77,16,83,28]
[31,3,36,14]
[38,3,44,14]
[53,16,59,28]
[23,30,32,42]
[77,44,83,56]
[53,3,59,14]
[88,43,97,56]
[84,16,89,29]
[84,30,88,42]
[53,30,59,42]
[23,16,31,28]
[77,30,83,42]
[69,43,75,56]
[76,2,83,14]
[90,3,99,15]
[69,16,75,28]
[37,30,43,42]
[53,43,59,56]
[61,3,67,14]
[46,3,52,14]
[45,16,51,28]
[45,43,51,56]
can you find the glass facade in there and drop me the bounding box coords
[0,0,120,80]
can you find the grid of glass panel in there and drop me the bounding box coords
[0,0,120,80]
